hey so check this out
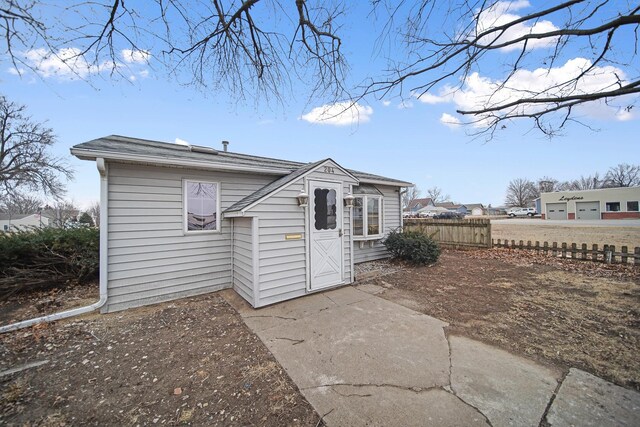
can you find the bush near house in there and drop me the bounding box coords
[0,227,99,296]
[384,230,441,265]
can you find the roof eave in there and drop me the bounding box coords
[70,147,291,176]
[358,178,413,187]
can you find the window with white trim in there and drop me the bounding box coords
[353,195,383,238]
[627,201,639,212]
[184,180,220,232]
[605,202,620,212]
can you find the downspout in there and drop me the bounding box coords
[0,158,109,333]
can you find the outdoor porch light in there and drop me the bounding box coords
[297,190,309,207]
[344,193,354,207]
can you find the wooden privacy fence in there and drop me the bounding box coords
[404,218,491,249]
[492,239,640,266]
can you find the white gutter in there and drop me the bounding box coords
[0,158,109,334]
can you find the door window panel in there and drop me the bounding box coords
[314,188,337,230]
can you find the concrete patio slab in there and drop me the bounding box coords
[304,386,490,427]
[225,286,640,427]
[546,368,640,427]
[256,294,451,390]
[449,335,561,427]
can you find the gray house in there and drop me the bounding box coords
[71,136,411,312]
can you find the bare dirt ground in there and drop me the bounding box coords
[491,222,640,248]
[360,249,640,391]
[0,294,320,426]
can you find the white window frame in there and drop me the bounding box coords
[183,179,221,234]
[353,195,383,240]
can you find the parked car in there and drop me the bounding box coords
[418,210,438,218]
[507,207,537,217]
[434,211,464,219]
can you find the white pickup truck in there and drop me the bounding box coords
[507,207,537,217]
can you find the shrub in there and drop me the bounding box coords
[0,227,99,296]
[383,229,441,265]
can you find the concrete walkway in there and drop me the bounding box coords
[223,287,640,427]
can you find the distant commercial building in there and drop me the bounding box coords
[0,213,50,231]
[540,187,640,220]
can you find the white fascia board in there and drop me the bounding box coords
[234,159,360,215]
[358,178,413,187]
[70,148,291,176]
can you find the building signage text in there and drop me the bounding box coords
[559,195,584,201]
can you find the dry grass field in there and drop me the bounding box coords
[491,221,640,249]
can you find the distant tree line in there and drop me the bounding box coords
[505,163,640,207]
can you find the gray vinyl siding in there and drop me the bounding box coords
[232,218,254,304]
[252,181,307,306]
[354,185,401,263]
[104,162,273,313]
[247,162,358,307]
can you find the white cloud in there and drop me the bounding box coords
[381,100,392,107]
[7,67,25,75]
[440,113,462,129]
[475,1,559,52]
[138,69,149,78]
[175,138,191,146]
[414,92,449,104]
[300,102,373,126]
[419,58,635,128]
[22,47,114,79]
[121,49,150,64]
[397,100,414,109]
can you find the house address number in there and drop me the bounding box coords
[323,166,335,174]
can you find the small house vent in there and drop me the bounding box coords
[189,145,218,154]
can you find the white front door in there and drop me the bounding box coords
[309,180,344,290]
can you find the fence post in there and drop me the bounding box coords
[592,244,598,262]
[519,240,524,249]
[527,240,532,249]
[552,242,557,257]
[561,242,567,259]
[635,247,640,266]
[610,245,616,264]
[535,241,540,251]
[571,243,577,259]
[511,240,516,249]
[581,243,587,260]
[604,244,611,264]
[621,246,628,264]
[543,241,549,255]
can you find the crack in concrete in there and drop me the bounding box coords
[446,389,494,427]
[274,337,305,345]
[243,315,297,321]
[302,382,443,394]
[444,327,453,388]
[539,369,570,427]
[442,330,494,427]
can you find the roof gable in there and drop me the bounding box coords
[224,159,358,215]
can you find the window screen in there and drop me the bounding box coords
[628,201,639,212]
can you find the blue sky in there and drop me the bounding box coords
[2,0,639,209]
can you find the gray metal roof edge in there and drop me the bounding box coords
[224,158,358,214]
[71,135,412,186]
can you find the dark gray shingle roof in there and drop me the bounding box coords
[71,135,411,186]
